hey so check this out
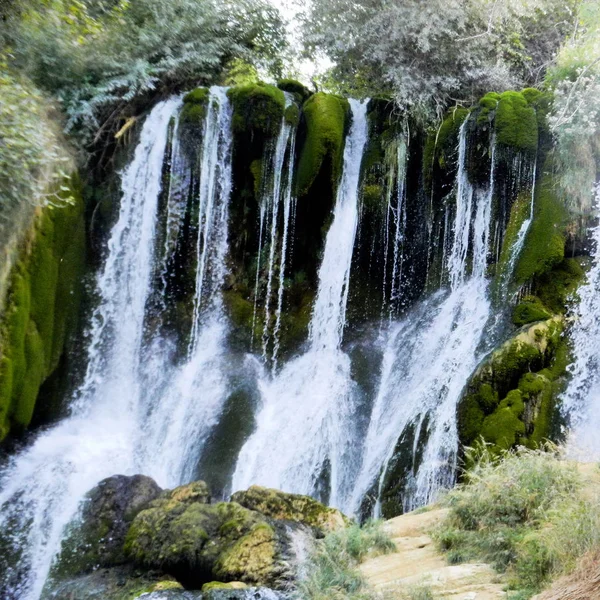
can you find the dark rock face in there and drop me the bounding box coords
[52,475,162,578]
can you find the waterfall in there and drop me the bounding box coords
[348,127,497,516]
[231,100,369,506]
[0,98,182,600]
[0,88,235,599]
[261,96,297,367]
[138,86,234,486]
[561,183,600,459]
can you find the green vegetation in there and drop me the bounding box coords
[228,83,286,137]
[512,296,552,327]
[0,179,85,441]
[458,318,565,452]
[515,170,568,284]
[495,91,539,153]
[434,446,600,598]
[296,93,350,196]
[298,520,395,600]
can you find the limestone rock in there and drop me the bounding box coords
[231,486,348,534]
[124,482,285,588]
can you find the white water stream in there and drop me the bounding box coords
[0,88,234,600]
[231,100,369,506]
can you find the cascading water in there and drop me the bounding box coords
[0,98,182,600]
[0,88,235,599]
[138,87,234,486]
[231,100,369,506]
[348,123,496,516]
[561,183,600,459]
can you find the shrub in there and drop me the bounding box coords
[434,445,600,597]
[297,520,395,600]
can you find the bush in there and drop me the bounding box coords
[297,520,395,600]
[434,445,600,597]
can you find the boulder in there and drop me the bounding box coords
[52,474,162,577]
[124,482,286,589]
[231,486,348,534]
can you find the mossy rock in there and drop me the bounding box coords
[458,317,565,449]
[181,88,210,125]
[0,176,86,442]
[515,167,567,284]
[52,475,163,579]
[534,258,586,314]
[202,581,248,591]
[231,486,348,533]
[277,79,312,103]
[495,91,539,153]
[512,296,552,327]
[228,83,286,137]
[296,92,350,196]
[124,482,284,589]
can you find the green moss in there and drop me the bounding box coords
[362,184,384,212]
[0,176,86,442]
[535,258,586,314]
[13,321,45,430]
[512,296,552,327]
[228,83,286,137]
[284,103,300,127]
[495,91,539,153]
[277,79,312,103]
[0,357,14,439]
[180,88,210,125]
[495,192,531,292]
[477,92,501,124]
[481,390,526,450]
[515,169,567,284]
[296,92,350,196]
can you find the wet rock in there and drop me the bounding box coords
[231,486,348,534]
[124,482,286,589]
[53,475,163,577]
[43,565,171,599]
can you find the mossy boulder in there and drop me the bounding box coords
[124,482,285,589]
[228,83,286,137]
[202,581,248,591]
[495,91,539,153]
[52,475,163,578]
[296,92,350,196]
[277,79,312,103]
[515,168,568,284]
[458,317,566,452]
[231,486,348,534]
[181,88,210,125]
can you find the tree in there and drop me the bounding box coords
[303,0,578,120]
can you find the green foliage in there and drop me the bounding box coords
[435,446,600,597]
[297,521,395,600]
[0,68,72,239]
[228,83,286,137]
[296,93,350,196]
[547,0,600,213]
[304,0,577,120]
[4,0,286,142]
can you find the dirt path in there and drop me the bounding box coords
[360,508,507,599]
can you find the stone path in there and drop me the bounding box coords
[360,508,507,599]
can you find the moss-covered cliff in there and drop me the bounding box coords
[0,177,86,441]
